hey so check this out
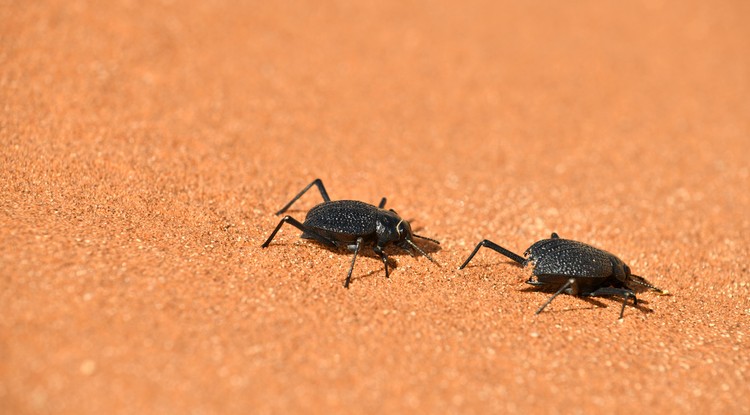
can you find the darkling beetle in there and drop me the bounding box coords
[261,179,440,288]
[459,233,666,319]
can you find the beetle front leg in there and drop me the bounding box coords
[587,287,638,319]
[373,245,390,278]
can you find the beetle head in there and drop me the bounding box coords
[374,210,407,244]
[611,260,667,294]
[375,210,440,265]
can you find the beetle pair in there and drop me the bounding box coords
[261,179,665,318]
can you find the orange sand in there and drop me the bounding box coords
[2,1,749,413]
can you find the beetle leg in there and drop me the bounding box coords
[378,197,387,208]
[536,278,577,315]
[261,216,337,248]
[343,237,364,288]
[275,178,332,215]
[373,245,390,278]
[458,239,526,269]
[587,287,638,319]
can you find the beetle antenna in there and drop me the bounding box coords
[413,234,440,245]
[405,238,440,266]
[629,274,668,294]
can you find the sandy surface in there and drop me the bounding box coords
[2,1,749,414]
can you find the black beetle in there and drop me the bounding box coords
[458,233,665,318]
[261,178,440,288]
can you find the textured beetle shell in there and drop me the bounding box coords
[525,238,620,279]
[301,200,380,244]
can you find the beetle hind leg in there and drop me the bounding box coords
[275,178,332,215]
[261,216,337,248]
[459,239,526,269]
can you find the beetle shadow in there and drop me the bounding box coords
[269,242,397,284]
[519,287,656,315]
[271,238,440,261]
[313,242,440,285]
[347,267,393,285]
[312,241,441,258]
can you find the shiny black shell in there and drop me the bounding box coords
[524,238,628,292]
[301,200,385,245]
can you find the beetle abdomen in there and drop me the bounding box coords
[303,200,378,236]
[526,238,616,278]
